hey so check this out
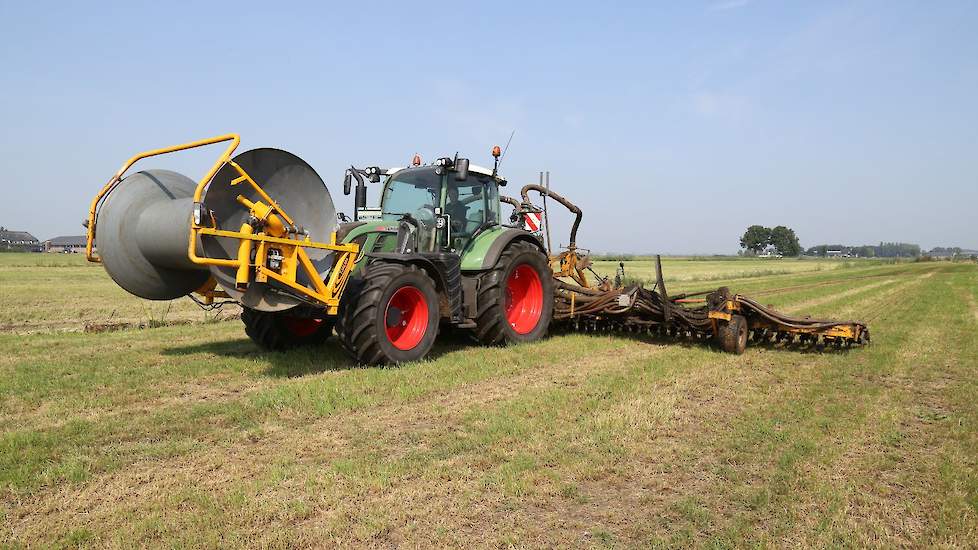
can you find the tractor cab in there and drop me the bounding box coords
[379,164,502,253]
[341,157,506,256]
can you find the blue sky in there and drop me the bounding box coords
[1,0,975,253]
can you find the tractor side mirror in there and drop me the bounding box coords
[343,170,352,195]
[455,158,469,181]
[349,170,367,220]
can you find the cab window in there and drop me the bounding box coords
[445,175,499,249]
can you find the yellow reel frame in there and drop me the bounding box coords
[85,134,359,314]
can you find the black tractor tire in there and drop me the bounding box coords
[718,314,748,354]
[241,307,334,351]
[474,241,554,345]
[336,261,440,365]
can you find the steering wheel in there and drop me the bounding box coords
[414,205,435,228]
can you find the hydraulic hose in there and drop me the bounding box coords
[519,184,582,248]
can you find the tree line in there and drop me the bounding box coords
[805,242,921,258]
[927,247,973,257]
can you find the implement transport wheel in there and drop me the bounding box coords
[241,307,334,351]
[474,241,553,345]
[718,314,748,354]
[336,262,439,365]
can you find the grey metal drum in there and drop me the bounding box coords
[95,169,211,300]
[200,148,337,312]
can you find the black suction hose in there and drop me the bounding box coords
[519,184,582,248]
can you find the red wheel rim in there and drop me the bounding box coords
[282,316,324,338]
[505,264,544,334]
[385,286,429,350]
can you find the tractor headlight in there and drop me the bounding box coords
[192,202,204,225]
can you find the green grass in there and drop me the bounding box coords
[1,253,976,547]
[589,256,898,291]
[0,253,238,331]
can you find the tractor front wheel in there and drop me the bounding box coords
[336,262,440,365]
[474,241,553,345]
[241,308,333,351]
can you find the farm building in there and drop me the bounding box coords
[44,235,88,253]
[0,228,40,251]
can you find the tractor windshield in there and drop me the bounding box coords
[380,169,441,251]
[381,170,441,226]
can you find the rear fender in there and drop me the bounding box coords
[461,228,546,271]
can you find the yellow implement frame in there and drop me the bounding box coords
[706,298,862,341]
[550,248,591,289]
[85,134,359,314]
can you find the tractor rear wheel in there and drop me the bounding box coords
[241,308,333,351]
[718,314,748,354]
[474,241,553,345]
[336,262,440,365]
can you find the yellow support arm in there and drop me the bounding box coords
[86,134,240,262]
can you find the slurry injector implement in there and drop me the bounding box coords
[85,134,868,364]
[510,185,870,353]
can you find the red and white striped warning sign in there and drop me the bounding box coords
[523,212,543,232]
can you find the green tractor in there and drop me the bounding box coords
[239,151,554,364]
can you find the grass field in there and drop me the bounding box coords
[0,253,864,333]
[2,253,977,547]
[0,253,237,333]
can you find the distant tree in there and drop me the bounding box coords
[769,225,802,256]
[739,225,772,254]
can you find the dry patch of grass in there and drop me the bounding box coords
[781,278,896,315]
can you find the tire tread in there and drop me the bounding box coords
[473,241,552,345]
[337,262,434,364]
